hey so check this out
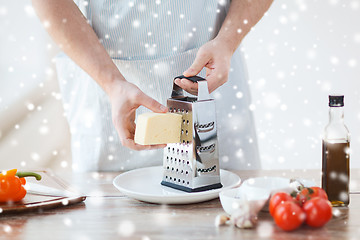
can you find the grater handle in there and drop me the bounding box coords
[172,75,211,101]
[175,75,206,83]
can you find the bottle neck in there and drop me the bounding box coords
[329,106,344,123]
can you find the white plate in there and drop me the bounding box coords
[113,166,241,204]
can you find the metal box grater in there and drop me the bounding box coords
[161,75,222,192]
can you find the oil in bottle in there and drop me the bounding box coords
[321,95,350,207]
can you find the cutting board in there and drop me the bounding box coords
[0,170,86,215]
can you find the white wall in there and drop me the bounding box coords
[242,0,360,169]
[0,0,71,170]
[0,0,51,108]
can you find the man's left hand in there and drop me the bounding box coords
[175,37,234,95]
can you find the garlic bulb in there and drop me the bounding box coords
[230,201,257,229]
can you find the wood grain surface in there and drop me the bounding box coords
[0,169,359,240]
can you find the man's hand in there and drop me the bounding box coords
[175,0,273,95]
[175,38,233,95]
[109,81,168,150]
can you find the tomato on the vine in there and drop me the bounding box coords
[269,192,294,216]
[296,187,328,206]
[303,197,332,227]
[273,201,306,231]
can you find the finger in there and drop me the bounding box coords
[204,75,219,94]
[174,78,198,95]
[183,51,210,77]
[205,68,228,93]
[206,76,226,93]
[122,138,167,151]
[139,93,168,113]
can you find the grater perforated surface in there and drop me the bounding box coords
[162,99,194,189]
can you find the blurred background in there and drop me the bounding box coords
[0,0,359,171]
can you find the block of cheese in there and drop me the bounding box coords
[134,112,183,145]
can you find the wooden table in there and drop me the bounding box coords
[1,169,359,240]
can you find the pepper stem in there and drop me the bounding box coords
[15,172,42,181]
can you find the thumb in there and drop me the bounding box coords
[183,51,209,77]
[139,93,168,113]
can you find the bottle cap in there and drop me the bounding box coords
[329,95,344,107]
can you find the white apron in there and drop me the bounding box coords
[55,0,260,172]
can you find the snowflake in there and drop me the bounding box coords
[153,62,169,77]
[24,5,35,17]
[354,33,360,43]
[263,92,280,109]
[329,0,339,6]
[133,19,140,28]
[43,20,51,28]
[118,220,135,237]
[213,91,222,100]
[296,0,308,11]
[307,49,317,60]
[3,225,12,233]
[348,59,357,67]
[0,6,7,15]
[217,0,226,6]
[61,161,68,168]
[280,104,287,111]
[39,125,49,135]
[332,208,341,217]
[279,15,288,25]
[236,149,244,159]
[350,0,360,9]
[31,152,40,161]
[236,91,243,99]
[63,218,72,227]
[222,155,229,163]
[330,56,339,65]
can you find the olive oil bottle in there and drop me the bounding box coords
[322,95,350,206]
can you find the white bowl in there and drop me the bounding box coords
[242,177,292,194]
[242,177,317,195]
[219,186,270,215]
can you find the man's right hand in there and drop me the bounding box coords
[108,80,168,151]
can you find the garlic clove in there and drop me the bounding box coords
[215,214,230,227]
